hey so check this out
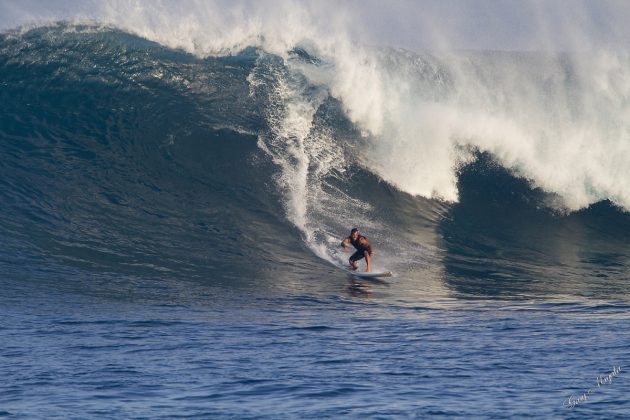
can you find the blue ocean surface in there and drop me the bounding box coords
[1,23,629,418]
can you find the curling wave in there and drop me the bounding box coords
[1,23,630,298]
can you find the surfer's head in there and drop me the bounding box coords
[350,228,359,240]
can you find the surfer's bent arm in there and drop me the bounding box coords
[360,238,374,255]
[340,237,350,249]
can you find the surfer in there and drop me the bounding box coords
[340,228,374,272]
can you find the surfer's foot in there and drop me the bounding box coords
[349,263,358,270]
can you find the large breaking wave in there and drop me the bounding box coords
[2,2,630,297]
[3,1,630,211]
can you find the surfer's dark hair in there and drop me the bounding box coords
[350,228,359,235]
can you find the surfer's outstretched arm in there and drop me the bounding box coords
[340,237,350,249]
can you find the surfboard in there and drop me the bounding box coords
[347,269,392,278]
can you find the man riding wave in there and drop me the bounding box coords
[341,228,374,272]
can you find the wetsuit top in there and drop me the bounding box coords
[349,235,371,253]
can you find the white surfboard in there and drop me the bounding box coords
[347,269,392,279]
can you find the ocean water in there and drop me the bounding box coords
[1,17,630,419]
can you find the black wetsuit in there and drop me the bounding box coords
[348,235,372,262]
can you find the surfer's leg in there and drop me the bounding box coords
[349,250,363,270]
[364,251,371,272]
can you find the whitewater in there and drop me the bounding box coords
[4,1,630,212]
[1,1,629,417]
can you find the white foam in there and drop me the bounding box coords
[249,54,383,265]
[4,1,630,213]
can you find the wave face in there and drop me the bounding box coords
[2,24,630,298]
